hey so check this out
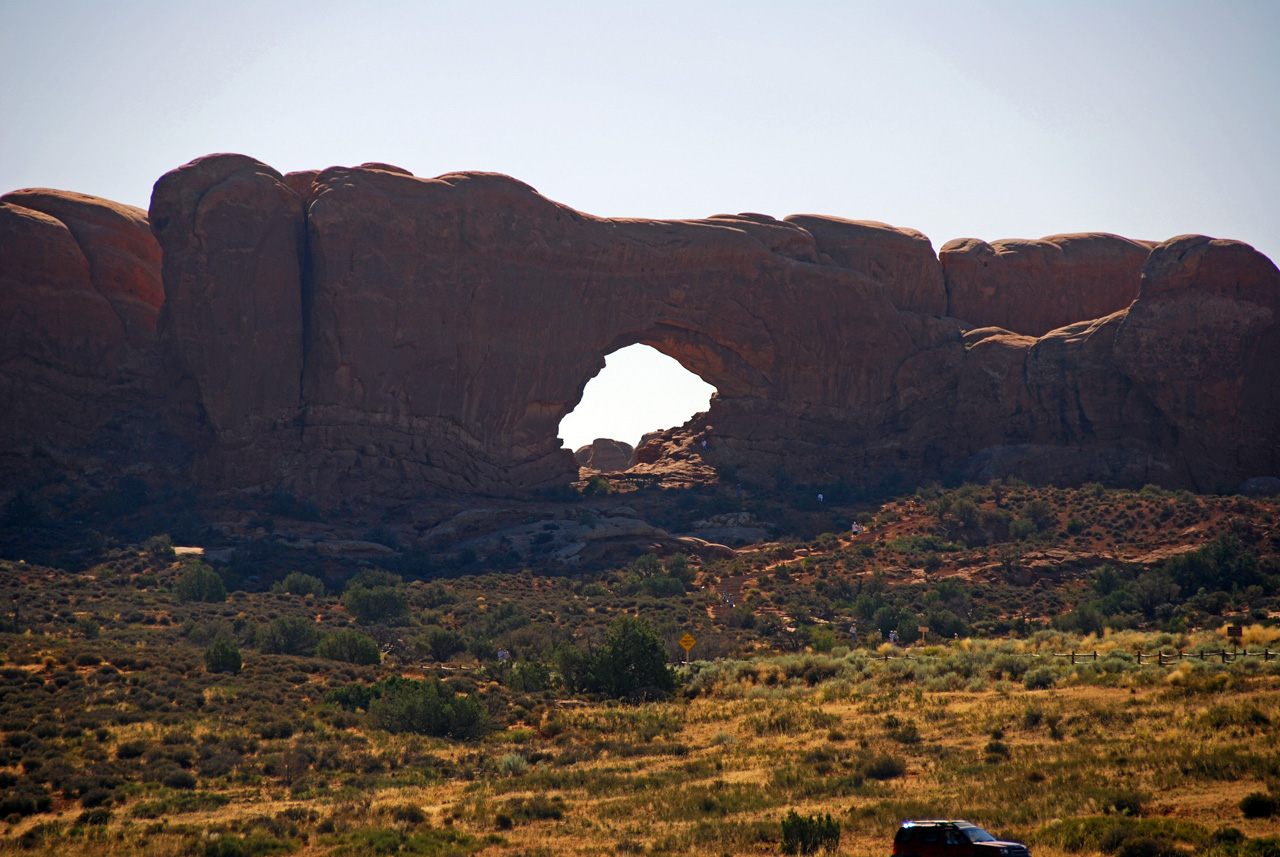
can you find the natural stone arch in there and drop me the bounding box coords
[128,153,1280,501]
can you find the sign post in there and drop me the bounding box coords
[679,633,696,665]
[1228,625,1243,657]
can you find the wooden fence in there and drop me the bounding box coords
[1052,649,1277,665]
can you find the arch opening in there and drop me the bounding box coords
[558,343,717,466]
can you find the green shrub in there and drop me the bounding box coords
[327,684,375,712]
[204,639,242,674]
[202,833,293,857]
[257,615,320,657]
[76,807,112,827]
[862,753,906,780]
[163,769,197,790]
[1241,792,1278,819]
[1024,667,1055,690]
[780,809,840,854]
[173,562,227,603]
[366,676,490,740]
[508,660,552,692]
[143,534,176,561]
[558,616,675,699]
[273,572,325,597]
[416,626,467,662]
[1011,518,1038,541]
[582,474,613,495]
[810,627,836,653]
[343,585,408,625]
[0,786,52,817]
[317,629,381,665]
[497,753,530,776]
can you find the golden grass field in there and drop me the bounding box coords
[2,627,1278,856]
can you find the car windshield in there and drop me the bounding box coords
[964,828,997,843]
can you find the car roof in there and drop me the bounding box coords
[900,820,979,828]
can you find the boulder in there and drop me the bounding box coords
[941,233,1153,336]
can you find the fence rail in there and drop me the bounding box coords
[1051,648,1276,665]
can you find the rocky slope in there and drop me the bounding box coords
[1,154,1276,504]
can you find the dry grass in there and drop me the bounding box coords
[4,642,1277,856]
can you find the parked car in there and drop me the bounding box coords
[892,819,1031,857]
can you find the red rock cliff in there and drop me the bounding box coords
[2,154,1276,501]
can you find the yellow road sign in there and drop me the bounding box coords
[679,633,696,651]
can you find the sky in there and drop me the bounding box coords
[3,0,1278,450]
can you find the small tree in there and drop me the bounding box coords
[416,626,467,663]
[257,615,320,656]
[142,534,176,562]
[508,660,552,692]
[317,629,380,665]
[173,562,227,603]
[664,553,694,585]
[586,616,674,699]
[343,584,408,625]
[204,639,242,674]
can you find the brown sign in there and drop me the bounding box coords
[1227,625,1243,638]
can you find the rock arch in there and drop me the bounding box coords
[3,153,1276,501]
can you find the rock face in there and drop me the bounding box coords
[1,153,1277,503]
[0,189,185,483]
[1113,235,1280,487]
[941,233,1154,336]
[149,154,306,487]
[574,439,635,472]
[785,216,948,315]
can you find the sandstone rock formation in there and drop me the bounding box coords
[149,154,306,487]
[574,439,635,472]
[940,233,1154,336]
[784,216,947,315]
[0,189,183,482]
[1,153,1276,506]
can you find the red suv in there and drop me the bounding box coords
[892,820,1031,857]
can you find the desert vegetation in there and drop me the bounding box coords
[0,480,1277,855]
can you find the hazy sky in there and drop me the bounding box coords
[3,1,1277,450]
